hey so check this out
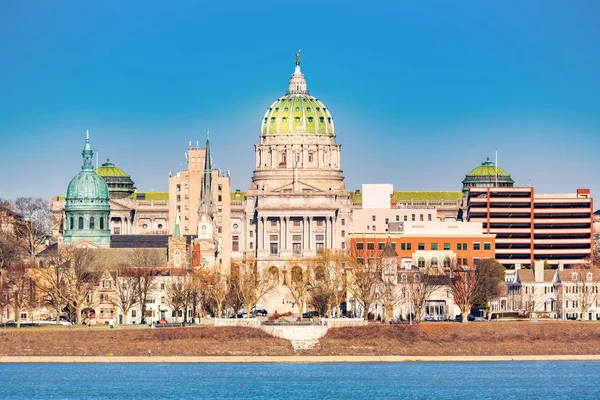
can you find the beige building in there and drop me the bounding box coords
[168,134,231,268]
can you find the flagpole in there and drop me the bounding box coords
[495,149,498,187]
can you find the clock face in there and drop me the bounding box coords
[233,223,239,229]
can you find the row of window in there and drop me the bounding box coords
[372,214,433,222]
[355,242,492,251]
[69,216,106,230]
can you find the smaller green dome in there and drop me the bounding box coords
[66,171,110,201]
[96,158,129,177]
[467,157,510,177]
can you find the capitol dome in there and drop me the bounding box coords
[462,157,514,195]
[261,54,334,135]
[96,158,135,199]
[63,131,111,248]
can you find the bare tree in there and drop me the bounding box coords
[4,261,35,328]
[61,247,103,324]
[474,259,506,319]
[347,258,382,321]
[35,250,70,323]
[164,275,188,322]
[400,270,446,323]
[311,249,349,317]
[567,267,600,321]
[10,198,52,260]
[237,259,275,318]
[127,249,162,324]
[284,261,313,319]
[308,282,334,317]
[448,268,479,323]
[111,266,140,324]
[204,271,229,318]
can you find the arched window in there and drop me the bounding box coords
[100,217,104,230]
[418,257,425,268]
[269,266,279,284]
[89,217,95,230]
[174,250,181,267]
[443,257,450,268]
[314,266,325,282]
[78,217,84,230]
[291,266,303,284]
[431,257,438,267]
[70,217,74,230]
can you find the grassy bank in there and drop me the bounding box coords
[1,321,600,357]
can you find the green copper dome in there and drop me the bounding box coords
[462,157,514,195]
[95,158,135,199]
[96,159,129,177]
[261,94,334,135]
[466,157,510,177]
[63,131,111,249]
[261,56,334,135]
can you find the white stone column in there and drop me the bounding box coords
[318,147,322,169]
[270,147,275,168]
[258,217,263,250]
[255,148,260,169]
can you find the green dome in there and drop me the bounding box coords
[466,157,510,177]
[261,94,334,135]
[66,171,110,202]
[96,159,129,177]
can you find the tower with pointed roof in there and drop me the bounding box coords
[195,128,219,268]
[62,131,111,248]
[168,210,188,268]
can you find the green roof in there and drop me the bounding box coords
[392,191,463,201]
[134,192,169,201]
[95,159,129,177]
[467,158,510,177]
[349,190,462,204]
[261,94,334,135]
[231,191,246,201]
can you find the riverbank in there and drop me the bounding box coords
[2,354,600,363]
[1,321,600,358]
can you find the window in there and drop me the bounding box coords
[270,243,278,255]
[457,243,462,251]
[341,218,345,226]
[420,214,423,221]
[406,243,411,250]
[270,234,278,241]
[372,215,376,222]
[385,218,389,225]
[588,272,593,281]
[316,219,324,227]
[70,217,74,230]
[396,215,400,221]
[431,257,438,267]
[78,217,84,230]
[391,243,396,250]
[176,184,181,191]
[293,243,301,256]
[316,234,324,241]
[174,250,181,267]
[418,243,425,250]
[443,257,450,268]
[293,235,302,241]
[176,195,181,202]
[293,219,301,227]
[404,215,408,221]
[428,214,432,221]
[218,206,222,212]
[249,242,253,249]
[484,242,491,251]
[356,243,364,250]
[309,153,314,162]
[99,217,104,230]
[378,242,385,250]
[412,214,415,221]
[357,257,364,265]
[418,257,425,268]
[218,195,222,202]
[102,280,111,289]
[367,242,375,250]
[572,273,578,280]
[401,243,406,250]
[316,242,324,251]
[444,243,450,250]
[372,225,376,231]
[218,184,222,191]
[341,230,345,237]
[270,219,277,227]
[249,231,253,238]
[89,216,95,230]
[431,243,438,250]
[232,236,239,252]
[474,242,481,251]
[463,243,468,251]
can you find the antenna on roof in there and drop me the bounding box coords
[189,141,192,147]
[495,149,498,187]
[96,150,99,170]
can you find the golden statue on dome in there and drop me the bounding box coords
[296,49,301,66]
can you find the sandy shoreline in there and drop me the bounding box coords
[1,355,600,363]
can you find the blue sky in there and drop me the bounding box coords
[1,1,599,202]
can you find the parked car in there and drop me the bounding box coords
[251,309,268,317]
[302,311,319,319]
[455,314,476,322]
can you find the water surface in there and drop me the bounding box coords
[2,361,598,399]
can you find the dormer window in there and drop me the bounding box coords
[319,117,324,123]
[307,117,313,122]
[306,107,311,111]
[294,116,300,122]
[284,107,289,111]
[275,107,279,111]
[572,272,578,280]
[587,272,593,281]
[295,107,300,112]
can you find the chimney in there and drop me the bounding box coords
[534,260,544,283]
[558,262,564,272]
